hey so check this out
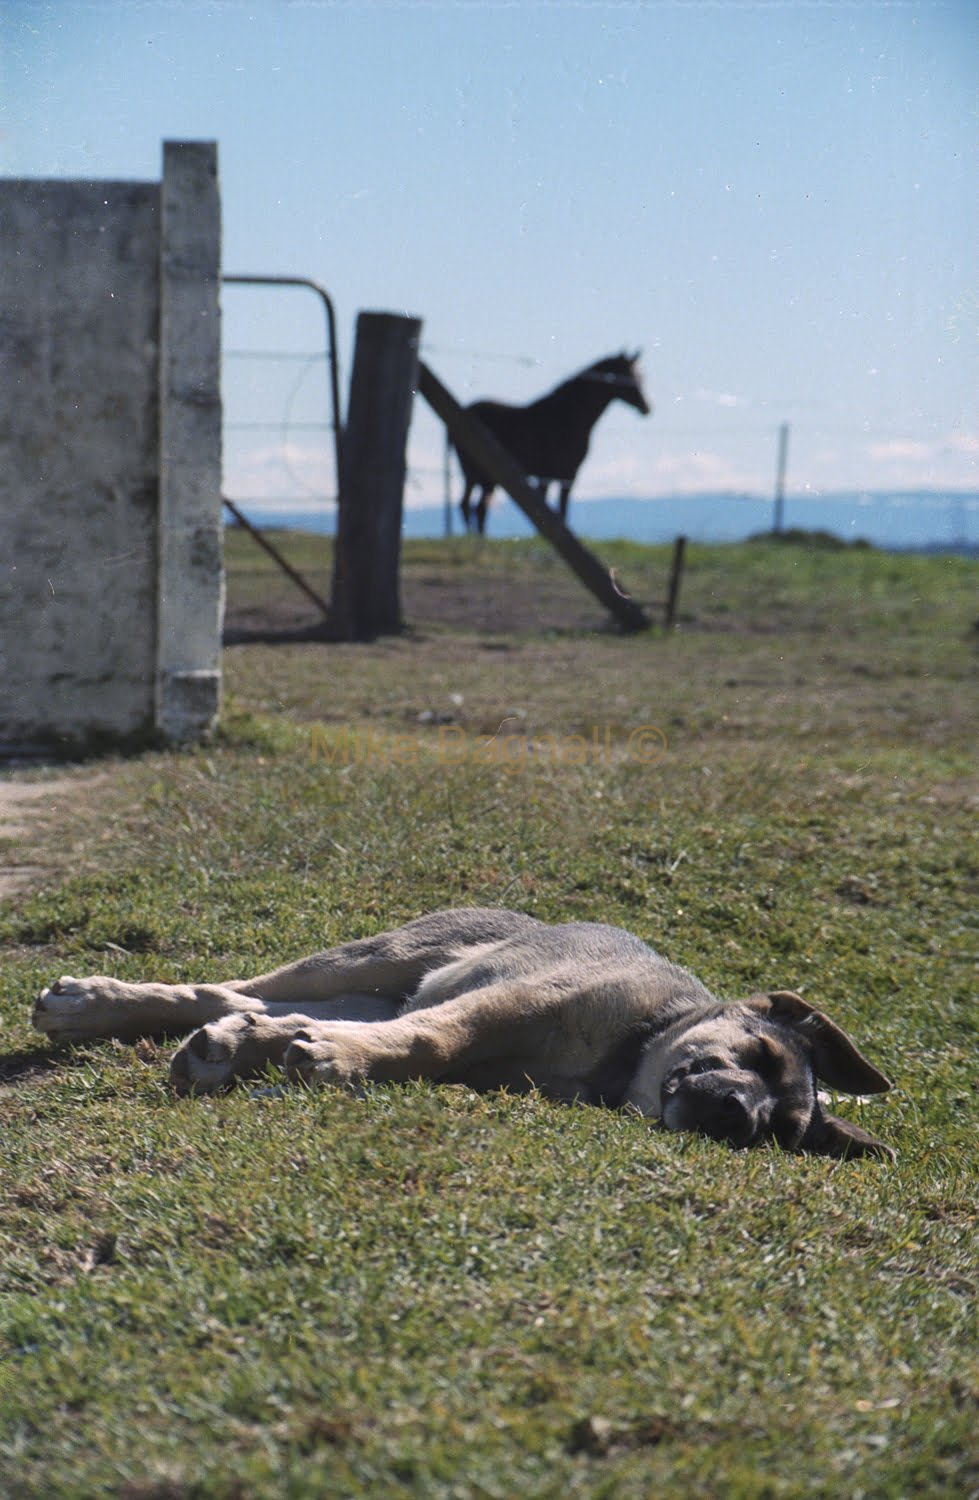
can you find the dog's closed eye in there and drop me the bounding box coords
[751,1036,785,1080]
[687,1055,726,1076]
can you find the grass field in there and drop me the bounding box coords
[1,532,977,1497]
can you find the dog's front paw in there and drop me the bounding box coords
[283,1031,365,1090]
[33,976,128,1040]
[169,1014,257,1096]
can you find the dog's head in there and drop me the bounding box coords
[629,991,894,1160]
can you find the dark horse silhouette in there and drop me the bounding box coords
[456,351,651,535]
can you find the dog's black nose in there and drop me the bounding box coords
[721,1091,750,1129]
[704,1091,753,1146]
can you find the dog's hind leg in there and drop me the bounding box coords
[226,909,536,1009]
[33,911,536,1044]
[33,977,265,1043]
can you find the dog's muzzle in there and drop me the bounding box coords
[661,1072,767,1150]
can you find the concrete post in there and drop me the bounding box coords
[0,178,161,749]
[331,311,422,641]
[155,141,224,742]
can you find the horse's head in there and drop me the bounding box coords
[598,351,652,416]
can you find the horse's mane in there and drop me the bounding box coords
[543,351,638,402]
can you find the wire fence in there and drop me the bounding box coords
[220,301,976,550]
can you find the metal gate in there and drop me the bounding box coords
[221,275,344,629]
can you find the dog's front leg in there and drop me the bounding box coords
[281,991,542,1090]
[168,1001,463,1096]
[282,1016,444,1089]
[169,1013,313,1095]
[33,978,264,1043]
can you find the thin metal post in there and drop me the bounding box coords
[773,422,790,535]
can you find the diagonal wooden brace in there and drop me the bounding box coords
[416,361,651,632]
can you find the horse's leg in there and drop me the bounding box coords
[558,483,572,521]
[476,486,493,536]
[460,480,475,532]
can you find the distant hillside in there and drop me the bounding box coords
[230,490,979,554]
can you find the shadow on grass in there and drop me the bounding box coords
[0,1046,65,1087]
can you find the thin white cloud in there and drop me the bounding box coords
[695,388,750,409]
[866,432,979,475]
[224,441,336,505]
[648,449,755,494]
[867,439,935,462]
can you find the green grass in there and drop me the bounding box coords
[1,536,977,1496]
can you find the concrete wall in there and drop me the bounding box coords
[0,141,223,752]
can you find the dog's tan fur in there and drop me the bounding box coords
[33,908,893,1159]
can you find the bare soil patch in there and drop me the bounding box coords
[0,775,106,897]
[222,563,616,639]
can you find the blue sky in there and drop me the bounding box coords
[3,0,976,513]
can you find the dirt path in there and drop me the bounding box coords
[0,775,106,898]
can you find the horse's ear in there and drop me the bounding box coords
[629,348,642,364]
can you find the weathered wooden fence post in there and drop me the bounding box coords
[330,310,422,640]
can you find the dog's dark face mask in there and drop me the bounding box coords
[660,1030,813,1150]
[647,992,894,1160]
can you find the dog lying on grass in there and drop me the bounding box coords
[33,907,893,1159]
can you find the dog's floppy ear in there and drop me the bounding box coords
[800,1105,896,1162]
[746,990,892,1095]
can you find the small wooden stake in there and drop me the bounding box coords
[665,534,686,629]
